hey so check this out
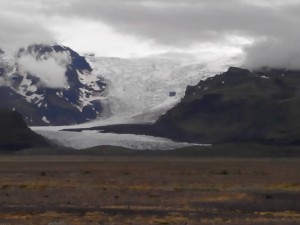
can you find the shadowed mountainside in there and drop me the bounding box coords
[0,109,49,151]
[156,67,300,145]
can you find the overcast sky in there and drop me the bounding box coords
[1,0,300,68]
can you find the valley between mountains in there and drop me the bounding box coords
[2,44,300,152]
[0,44,236,151]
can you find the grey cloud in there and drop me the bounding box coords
[2,0,299,48]
[0,1,55,48]
[244,38,300,70]
[2,0,300,69]
[0,17,55,48]
[242,2,300,69]
[49,0,300,46]
[41,0,300,69]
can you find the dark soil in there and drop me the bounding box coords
[0,156,299,224]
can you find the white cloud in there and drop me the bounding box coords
[48,18,160,58]
[17,55,68,88]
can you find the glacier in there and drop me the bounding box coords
[86,55,241,123]
[32,54,240,150]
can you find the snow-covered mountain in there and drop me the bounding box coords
[0,44,241,126]
[0,45,106,125]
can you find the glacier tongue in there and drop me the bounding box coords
[33,128,201,150]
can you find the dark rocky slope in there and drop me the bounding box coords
[155,67,300,145]
[0,109,49,151]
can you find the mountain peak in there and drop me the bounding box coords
[0,44,107,125]
[18,44,92,72]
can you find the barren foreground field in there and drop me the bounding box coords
[0,156,299,225]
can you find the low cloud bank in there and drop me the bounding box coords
[244,38,300,70]
[18,55,68,88]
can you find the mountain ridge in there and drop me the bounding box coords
[155,66,300,145]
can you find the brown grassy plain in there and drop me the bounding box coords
[0,156,299,224]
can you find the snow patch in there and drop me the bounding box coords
[260,75,269,79]
[42,116,50,124]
